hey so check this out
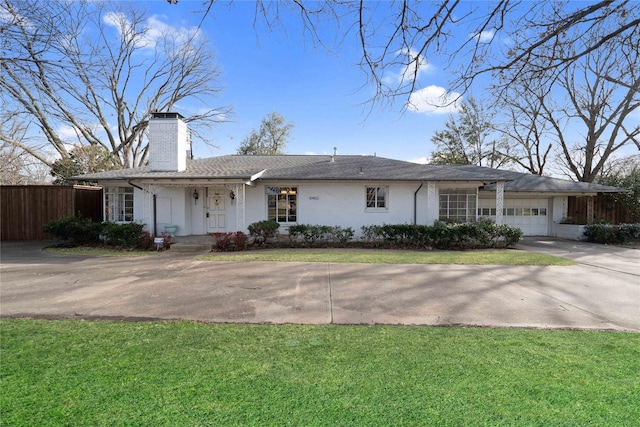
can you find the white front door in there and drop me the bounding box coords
[207,191,226,233]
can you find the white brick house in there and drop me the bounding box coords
[78,112,622,238]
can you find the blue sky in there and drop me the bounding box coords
[85,1,638,171]
[141,1,469,163]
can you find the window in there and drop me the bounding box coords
[105,187,134,222]
[366,186,387,209]
[267,187,297,223]
[439,188,477,222]
[478,205,548,218]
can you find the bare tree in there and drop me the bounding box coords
[1,0,229,169]
[0,108,51,184]
[494,6,640,181]
[497,86,553,175]
[192,1,639,108]
[0,143,51,185]
[543,24,638,182]
[237,112,294,155]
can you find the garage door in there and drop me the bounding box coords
[478,199,550,236]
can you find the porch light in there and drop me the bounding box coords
[193,189,199,204]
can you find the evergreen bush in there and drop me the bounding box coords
[101,222,145,248]
[248,220,280,245]
[359,221,523,249]
[584,223,640,244]
[42,216,102,245]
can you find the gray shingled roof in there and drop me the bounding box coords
[76,155,510,181]
[75,155,326,180]
[460,166,624,193]
[75,154,623,193]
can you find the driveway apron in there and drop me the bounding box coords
[1,240,638,331]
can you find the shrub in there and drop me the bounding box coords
[288,224,355,246]
[429,221,452,248]
[42,216,101,245]
[247,220,280,245]
[496,224,523,247]
[287,224,306,243]
[139,231,153,250]
[215,232,249,251]
[101,222,145,248]
[584,223,640,244]
[332,226,355,246]
[294,224,325,246]
[618,223,640,243]
[359,221,523,250]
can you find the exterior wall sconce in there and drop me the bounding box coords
[193,189,199,204]
[229,190,236,204]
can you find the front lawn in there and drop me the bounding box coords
[197,248,574,265]
[1,320,637,426]
[44,246,157,257]
[42,246,573,265]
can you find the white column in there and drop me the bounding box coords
[427,182,438,224]
[495,181,504,225]
[236,183,245,231]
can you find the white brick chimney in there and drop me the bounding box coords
[148,112,189,172]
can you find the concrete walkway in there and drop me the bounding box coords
[1,239,638,331]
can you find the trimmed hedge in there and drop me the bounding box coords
[288,225,355,247]
[42,216,102,245]
[584,223,640,244]
[286,221,522,249]
[43,217,146,249]
[361,220,523,249]
[101,222,145,248]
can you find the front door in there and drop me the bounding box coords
[207,191,226,233]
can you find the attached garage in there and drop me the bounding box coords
[478,197,550,236]
[476,169,625,238]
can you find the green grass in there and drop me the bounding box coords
[2,320,637,426]
[197,248,574,265]
[42,246,574,265]
[44,246,157,257]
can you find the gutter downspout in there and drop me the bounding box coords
[414,181,424,225]
[128,180,157,237]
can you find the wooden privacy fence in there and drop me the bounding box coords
[1,185,103,240]
[568,194,632,225]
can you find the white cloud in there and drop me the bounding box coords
[103,11,126,31]
[471,30,495,43]
[0,2,34,31]
[383,48,435,86]
[399,48,435,82]
[407,156,430,164]
[407,85,461,114]
[57,125,81,144]
[103,12,199,50]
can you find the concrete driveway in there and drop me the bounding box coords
[1,238,638,331]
